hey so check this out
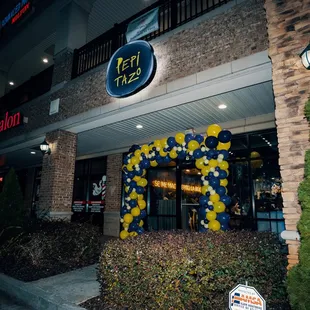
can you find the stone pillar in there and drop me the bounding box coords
[0,69,8,97]
[103,153,123,237]
[24,167,36,214]
[264,0,310,269]
[52,0,93,86]
[39,130,77,219]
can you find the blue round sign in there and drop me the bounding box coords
[106,40,157,98]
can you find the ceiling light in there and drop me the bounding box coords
[218,104,227,109]
[186,169,190,172]
[198,172,201,175]
[136,124,143,129]
[43,58,48,63]
[9,81,14,86]
[30,151,36,155]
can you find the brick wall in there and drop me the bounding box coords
[39,130,77,215]
[1,0,268,141]
[52,49,74,86]
[105,153,123,212]
[265,0,310,269]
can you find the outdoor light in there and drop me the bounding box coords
[9,81,14,86]
[30,151,36,155]
[136,124,143,129]
[218,104,227,109]
[40,139,51,155]
[300,44,310,69]
[43,58,48,63]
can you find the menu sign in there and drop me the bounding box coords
[88,201,104,213]
[72,200,86,213]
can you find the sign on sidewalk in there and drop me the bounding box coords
[229,283,266,310]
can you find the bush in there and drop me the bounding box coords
[0,220,102,281]
[99,231,288,310]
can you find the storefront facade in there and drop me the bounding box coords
[0,0,309,268]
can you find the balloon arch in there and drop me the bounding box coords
[120,124,232,240]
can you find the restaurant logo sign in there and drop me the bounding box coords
[0,112,22,133]
[1,0,31,29]
[229,284,266,310]
[106,40,156,98]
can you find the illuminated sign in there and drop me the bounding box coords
[0,112,22,133]
[106,40,156,98]
[1,0,31,28]
[152,180,201,193]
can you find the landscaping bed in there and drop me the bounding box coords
[0,220,102,282]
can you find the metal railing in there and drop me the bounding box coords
[72,0,230,79]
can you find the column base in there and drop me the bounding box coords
[103,211,120,237]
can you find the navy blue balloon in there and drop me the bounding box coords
[156,155,163,164]
[136,186,144,194]
[195,135,204,144]
[137,227,144,235]
[136,169,143,176]
[216,186,226,196]
[205,136,218,149]
[167,137,176,148]
[209,177,220,189]
[208,150,216,158]
[140,210,147,219]
[185,133,195,143]
[218,169,228,179]
[141,159,150,169]
[129,223,139,232]
[127,171,135,179]
[193,149,203,159]
[218,130,232,143]
[129,200,137,208]
[163,156,171,163]
[199,195,209,206]
[217,212,230,224]
[130,181,137,188]
[199,226,208,233]
[221,223,229,231]
[178,151,186,159]
[208,205,214,211]
[220,150,229,160]
[121,208,130,216]
[220,195,232,206]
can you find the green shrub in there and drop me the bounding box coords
[99,231,288,310]
[0,220,102,281]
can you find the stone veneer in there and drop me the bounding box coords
[39,130,77,217]
[52,49,74,86]
[1,0,268,141]
[265,0,310,269]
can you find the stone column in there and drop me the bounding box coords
[39,130,77,219]
[52,0,94,86]
[264,0,310,269]
[104,153,123,237]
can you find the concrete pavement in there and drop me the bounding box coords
[0,291,30,310]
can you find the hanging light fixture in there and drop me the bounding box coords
[300,44,310,70]
[40,139,51,155]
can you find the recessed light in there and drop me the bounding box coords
[42,58,48,63]
[30,151,36,155]
[136,124,143,129]
[218,104,227,109]
[9,81,14,86]
[186,169,190,172]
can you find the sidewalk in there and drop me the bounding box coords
[0,291,30,310]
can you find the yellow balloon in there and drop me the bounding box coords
[138,200,146,209]
[209,159,218,168]
[141,145,149,155]
[188,140,199,151]
[161,138,167,148]
[154,140,161,148]
[208,220,221,231]
[137,178,148,187]
[131,207,141,217]
[120,230,129,240]
[207,124,222,138]
[170,150,178,159]
[133,176,141,182]
[159,149,168,157]
[195,158,205,169]
[251,151,260,159]
[175,132,185,144]
[127,164,134,171]
[123,222,129,229]
[138,194,144,200]
[134,149,142,158]
[130,191,138,200]
[149,144,154,151]
[201,165,211,176]
[220,179,228,187]
[217,141,231,151]
[129,231,138,237]
[206,211,217,221]
[150,161,158,167]
[139,220,144,227]
[225,169,229,177]
[142,169,146,176]
[124,213,133,224]
[131,156,140,165]
[210,193,220,203]
[219,161,229,170]
[125,186,130,193]
[213,201,226,213]
[201,185,209,195]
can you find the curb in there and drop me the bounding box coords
[0,273,86,310]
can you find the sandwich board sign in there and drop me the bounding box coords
[229,283,266,310]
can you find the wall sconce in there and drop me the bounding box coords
[300,44,310,70]
[40,139,51,155]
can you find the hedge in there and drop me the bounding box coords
[99,231,288,310]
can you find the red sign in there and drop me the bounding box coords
[0,112,22,133]
[11,2,30,24]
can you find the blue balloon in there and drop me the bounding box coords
[137,227,145,235]
[209,177,220,189]
[129,200,137,208]
[185,133,195,143]
[129,223,139,232]
[136,169,143,176]
[121,208,130,216]
[205,136,218,149]
[163,156,171,163]
[221,223,229,231]
[199,226,208,233]
[193,149,203,159]
[127,171,135,179]
[178,151,186,159]
[140,210,147,219]
[208,205,214,211]
[167,137,176,148]
[208,150,216,158]
[199,195,209,206]
[195,135,204,144]
[219,150,229,160]
[136,186,144,194]
[141,159,150,169]
[218,130,232,143]
[220,195,232,206]
[218,170,228,179]
[130,181,137,188]
[156,155,163,164]
[217,212,230,224]
[216,186,226,196]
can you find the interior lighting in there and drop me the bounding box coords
[136,124,143,129]
[218,104,227,109]
[42,58,49,63]
[9,81,14,86]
